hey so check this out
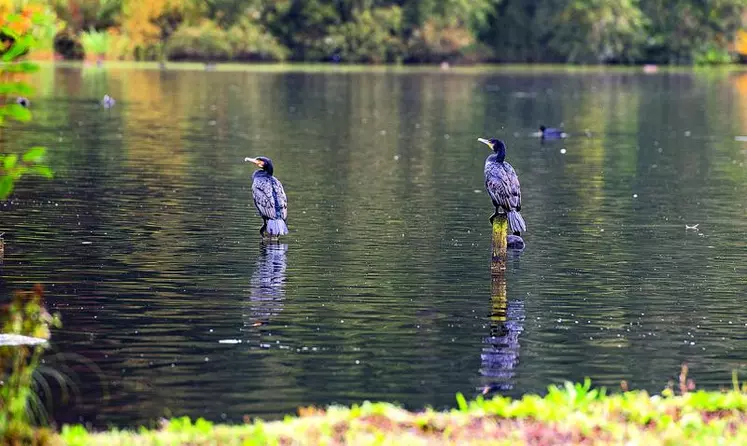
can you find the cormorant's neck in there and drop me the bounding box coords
[492,147,506,163]
[254,168,273,178]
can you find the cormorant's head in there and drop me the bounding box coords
[539,125,546,132]
[477,138,506,152]
[478,137,507,162]
[245,156,274,175]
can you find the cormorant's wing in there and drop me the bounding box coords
[485,163,521,211]
[273,178,288,221]
[252,177,279,219]
[505,163,522,210]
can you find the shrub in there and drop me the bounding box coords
[226,17,289,62]
[165,20,232,61]
[80,28,109,60]
[406,19,476,63]
[325,7,405,63]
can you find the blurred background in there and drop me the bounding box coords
[4,0,747,66]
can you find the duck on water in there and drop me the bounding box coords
[245,156,289,238]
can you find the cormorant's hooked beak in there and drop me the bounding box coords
[244,157,264,167]
[477,138,494,149]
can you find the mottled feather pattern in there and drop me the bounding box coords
[252,173,288,221]
[484,160,521,212]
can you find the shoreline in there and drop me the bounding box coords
[57,380,747,445]
[22,60,747,75]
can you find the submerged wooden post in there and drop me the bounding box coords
[491,215,508,274]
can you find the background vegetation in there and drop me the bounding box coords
[3,0,747,65]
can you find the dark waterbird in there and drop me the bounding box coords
[539,125,566,140]
[245,156,288,237]
[16,97,29,108]
[478,138,526,236]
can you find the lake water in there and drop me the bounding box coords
[1,64,747,428]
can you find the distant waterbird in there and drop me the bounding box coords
[538,125,567,140]
[16,97,29,108]
[101,95,115,109]
[478,138,526,236]
[245,156,288,237]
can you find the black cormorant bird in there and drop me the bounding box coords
[245,156,288,237]
[478,138,526,236]
[539,125,566,140]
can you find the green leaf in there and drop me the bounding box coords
[31,165,53,178]
[6,104,32,122]
[2,41,30,62]
[22,147,47,163]
[455,392,468,411]
[0,81,34,96]
[3,154,18,170]
[0,176,14,200]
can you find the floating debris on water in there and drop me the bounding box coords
[685,224,699,231]
[218,339,242,344]
[560,148,567,154]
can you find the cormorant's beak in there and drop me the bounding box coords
[244,157,263,167]
[477,138,493,149]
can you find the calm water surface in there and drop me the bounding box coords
[1,65,747,428]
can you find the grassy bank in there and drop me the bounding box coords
[56,379,747,446]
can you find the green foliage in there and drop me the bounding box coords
[549,0,648,64]
[57,372,747,445]
[165,20,233,61]
[0,10,54,201]
[325,7,405,63]
[0,285,62,444]
[80,27,110,57]
[28,0,747,64]
[226,17,289,62]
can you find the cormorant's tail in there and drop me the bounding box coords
[266,219,289,236]
[507,210,526,234]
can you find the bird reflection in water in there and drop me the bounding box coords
[242,242,288,336]
[479,256,525,395]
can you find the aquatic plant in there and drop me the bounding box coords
[0,285,61,444]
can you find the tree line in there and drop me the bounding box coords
[3,0,747,65]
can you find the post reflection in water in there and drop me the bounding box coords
[242,242,288,340]
[479,251,525,394]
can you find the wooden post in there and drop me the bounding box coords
[491,215,508,274]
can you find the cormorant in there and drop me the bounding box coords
[16,97,29,108]
[245,156,288,237]
[478,138,526,236]
[539,125,567,140]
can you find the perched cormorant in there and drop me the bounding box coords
[245,156,288,237]
[539,125,567,140]
[478,138,526,236]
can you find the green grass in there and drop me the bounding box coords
[57,379,747,445]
